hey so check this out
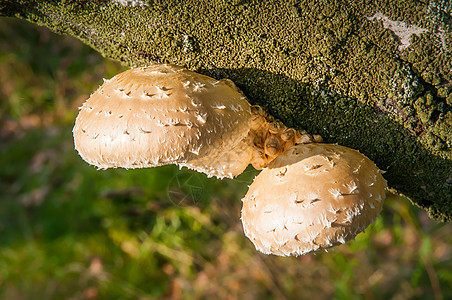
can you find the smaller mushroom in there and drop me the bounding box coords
[241,143,387,256]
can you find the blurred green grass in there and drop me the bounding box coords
[1,17,452,300]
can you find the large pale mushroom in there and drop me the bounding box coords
[241,143,387,256]
[73,64,320,178]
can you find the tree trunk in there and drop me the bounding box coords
[1,0,451,221]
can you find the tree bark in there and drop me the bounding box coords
[1,0,451,221]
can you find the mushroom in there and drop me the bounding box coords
[73,64,320,178]
[241,143,387,256]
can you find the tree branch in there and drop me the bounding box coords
[2,0,451,220]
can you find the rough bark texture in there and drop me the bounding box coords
[1,0,451,221]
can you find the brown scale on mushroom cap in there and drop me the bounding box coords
[73,64,320,178]
[241,143,387,256]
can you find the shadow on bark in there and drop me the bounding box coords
[199,67,452,221]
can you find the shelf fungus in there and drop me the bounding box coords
[241,143,387,256]
[73,64,320,178]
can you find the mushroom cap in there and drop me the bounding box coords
[73,64,253,178]
[241,143,387,256]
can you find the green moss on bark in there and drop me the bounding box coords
[1,0,451,220]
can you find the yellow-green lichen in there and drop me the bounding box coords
[1,0,451,220]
